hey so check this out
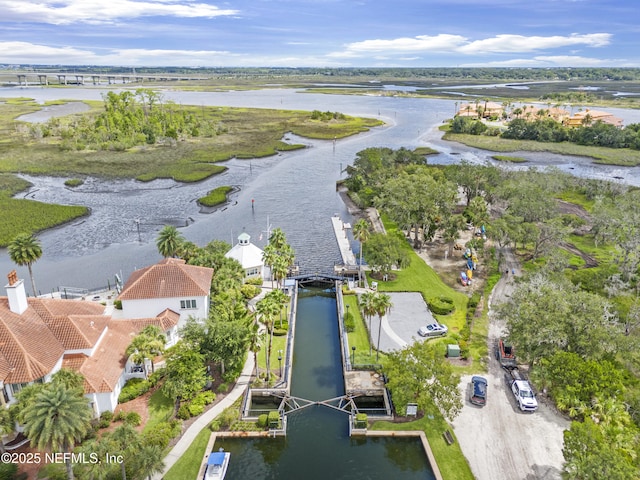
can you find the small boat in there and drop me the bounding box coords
[203,449,230,480]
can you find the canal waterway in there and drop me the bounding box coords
[217,289,434,480]
[2,86,640,293]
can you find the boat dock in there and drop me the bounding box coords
[331,216,358,272]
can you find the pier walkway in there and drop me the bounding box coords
[331,215,358,268]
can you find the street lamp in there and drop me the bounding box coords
[278,350,283,378]
[351,346,356,366]
[346,304,350,320]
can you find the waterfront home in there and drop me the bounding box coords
[117,257,213,342]
[0,256,213,419]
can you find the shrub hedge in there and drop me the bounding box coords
[428,296,455,315]
[118,378,151,403]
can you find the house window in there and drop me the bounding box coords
[180,299,197,309]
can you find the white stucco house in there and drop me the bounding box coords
[0,271,180,418]
[117,257,213,344]
[224,232,264,279]
[0,256,214,421]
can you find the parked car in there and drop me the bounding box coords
[418,322,448,337]
[470,376,488,406]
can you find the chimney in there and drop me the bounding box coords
[6,270,28,315]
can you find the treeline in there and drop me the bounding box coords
[16,65,640,81]
[451,115,640,150]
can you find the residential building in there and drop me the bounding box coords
[0,256,213,418]
[117,257,213,341]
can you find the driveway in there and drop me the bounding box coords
[451,248,569,480]
[368,258,569,479]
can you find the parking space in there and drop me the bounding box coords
[373,292,437,353]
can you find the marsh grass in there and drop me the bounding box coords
[198,186,232,207]
[0,173,88,246]
[492,154,527,163]
[444,131,640,166]
[0,101,381,182]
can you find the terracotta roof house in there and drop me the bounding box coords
[564,109,623,128]
[0,269,182,418]
[117,258,213,343]
[515,105,570,122]
[458,101,504,119]
[224,233,264,279]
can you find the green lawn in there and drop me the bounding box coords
[143,388,174,433]
[163,426,211,480]
[344,293,383,364]
[371,415,474,480]
[368,224,468,336]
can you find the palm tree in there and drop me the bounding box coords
[109,424,141,480]
[359,291,377,356]
[0,408,13,454]
[8,233,42,296]
[74,437,118,480]
[256,295,279,383]
[352,219,370,287]
[373,293,393,362]
[126,325,166,376]
[134,443,165,480]
[22,383,92,480]
[248,322,263,375]
[155,225,184,258]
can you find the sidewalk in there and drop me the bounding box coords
[153,354,255,479]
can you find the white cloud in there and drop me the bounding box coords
[462,55,628,68]
[0,41,95,63]
[0,41,348,67]
[457,33,611,54]
[0,0,238,25]
[332,32,612,58]
[330,34,468,57]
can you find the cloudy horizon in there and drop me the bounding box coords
[0,0,637,68]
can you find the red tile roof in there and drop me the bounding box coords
[118,258,213,300]
[0,298,66,384]
[0,295,179,394]
[67,313,179,394]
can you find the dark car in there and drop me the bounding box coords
[470,375,488,406]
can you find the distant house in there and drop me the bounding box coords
[564,109,623,128]
[518,105,569,122]
[0,271,179,417]
[224,233,265,279]
[458,101,504,119]
[117,258,213,342]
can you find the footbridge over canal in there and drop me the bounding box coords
[243,275,392,437]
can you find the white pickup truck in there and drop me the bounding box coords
[507,369,538,412]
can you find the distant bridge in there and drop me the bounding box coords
[9,72,209,86]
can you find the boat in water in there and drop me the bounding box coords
[203,449,230,480]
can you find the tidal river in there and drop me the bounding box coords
[2,86,640,293]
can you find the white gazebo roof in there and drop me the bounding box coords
[225,233,264,269]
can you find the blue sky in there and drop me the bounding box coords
[0,0,637,68]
